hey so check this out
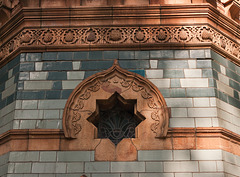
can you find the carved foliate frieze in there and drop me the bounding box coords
[63,60,170,139]
[1,25,240,62]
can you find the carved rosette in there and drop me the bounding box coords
[83,28,100,44]
[105,28,126,44]
[63,60,170,139]
[61,29,78,44]
[39,30,56,45]
[176,27,193,42]
[131,28,149,43]
[20,30,35,45]
[197,27,213,42]
[153,27,170,43]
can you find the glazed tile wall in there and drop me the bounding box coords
[0,49,239,134]
[4,149,240,177]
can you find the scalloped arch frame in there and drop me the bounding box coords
[62,60,170,160]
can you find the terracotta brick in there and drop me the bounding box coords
[116,139,137,161]
[28,139,60,151]
[95,139,116,161]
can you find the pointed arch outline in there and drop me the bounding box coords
[63,60,170,140]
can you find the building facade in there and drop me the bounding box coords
[0,0,240,176]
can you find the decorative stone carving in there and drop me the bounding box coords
[105,28,126,43]
[63,60,170,140]
[153,27,170,43]
[83,28,99,44]
[1,25,240,63]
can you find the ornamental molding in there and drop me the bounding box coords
[0,25,239,64]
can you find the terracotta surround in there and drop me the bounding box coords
[62,60,170,160]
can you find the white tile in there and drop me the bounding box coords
[67,71,85,80]
[164,161,198,172]
[146,69,163,78]
[173,150,190,160]
[220,65,226,75]
[199,161,217,172]
[35,62,43,71]
[73,61,81,70]
[193,98,210,107]
[62,80,82,89]
[149,79,170,88]
[188,108,217,117]
[216,81,234,97]
[188,60,196,68]
[184,69,202,78]
[195,118,212,127]
[171,108,188,117]
[191,150,222,160]
[165,98,193,107]
[180,78,208,87]
[150,60,158,69]
[170,118,195,127]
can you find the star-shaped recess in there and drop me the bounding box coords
[87,92,145,146]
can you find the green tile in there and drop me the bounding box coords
[228,60,236,71]
[190,50,205,58]
[43,52,58,61]
[186,88,216,97]
[47,72,67,80]
[229,79,240,91]
[158,60,188,69]
[58,52,73,60]
[159,89,170,98]
[129,70,145,77]
[26,53,42,61]
[164,69,184,78]
[73,52,88,60]
[150,50,174,59]
[228,96,240,109]
[170,89,186,97]
[119,51,135,59]
[171,79,181,88]
[43,62,73,71]
[196,60,212,68]
[61,90,73,99]
[84,71,100,79]
[210,51,227,66]
[19,63,35,71]
[226,69,240,83]
[234,90,239,100]
[135,51,149,59]
[46,90,61,99]
[103,51,118,59]
[174,50,189,58]
[217,91,228,103]
[212,70,219,80]
[81,61,113,70]
[212,61,221,72]
[17,91,45,100]
[119,60,149,69]
[202,69,213,78]
[89,51,103,60]
[209,78,217,87]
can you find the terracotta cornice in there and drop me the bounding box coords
[0,4,240,66]
[0,127,239,156]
